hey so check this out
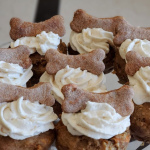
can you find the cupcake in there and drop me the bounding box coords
[68,9,117,74]
[9,15,67,87]
[0,82,57,150]
[114,39,150,84]
[127,65,150,142]
[40,48,107,116]
[56,84,134,150]
[114,38,150,142]
[0,46,33,87]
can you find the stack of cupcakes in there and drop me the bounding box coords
[1,8,150,150]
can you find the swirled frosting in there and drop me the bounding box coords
[11,31,61,55]
[40,65,106,104]
[128,66,150,105]
[119,39,150,60]
[0,97,58,140]
[0,61,33,87]
[62,101,130,139]
[70,28,114,54]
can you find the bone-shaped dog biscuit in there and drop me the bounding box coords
[10,15,65,40]
[114,21,150,46]
[62,84,134,117]
[71,9,150,46]
[125,51,150,76]
[45,49,105,75]
[0,45,32,69]
[0,82,55,106]
[70,9,123,35]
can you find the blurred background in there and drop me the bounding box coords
[0,0,150,149]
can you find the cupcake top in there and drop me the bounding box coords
[40,65,106,104]
[119,39,150,60]
[119,39,150,105]
[60,84,134,140]
[0,96,57,140]
[11,31,61,55]
[62,101,130,139]
[40,49,106,104]
[9,16,66,55]
[0,46,33,87]
[70,28,114,54]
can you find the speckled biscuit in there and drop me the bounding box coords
[0,130,55,150]
[45,49,105,75]
[70,9,123,35]
[130,103,150,143]
[125,51,150,76]
[0,45,32,69]
[0,82,55,106]
[71,9,150,46]
[62,84,134,117]
[10,15,66,40]
[114,21,150,46]
[68,44,116,74]
[56,121,130,150]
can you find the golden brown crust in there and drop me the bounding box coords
[0,130,55,150]
[56,121,130,150]
[130,103,150,143]
[71,9,150,46]
[45,49,105,75]
[125,51,150,76]
[10,15,66,40]
[0,46,32,69]
[0,82,55,106]
[62,84,134,117]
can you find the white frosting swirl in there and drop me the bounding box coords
[119,39,150,59]
[40,65,106,104]
[0,97,58,140]
[70,28,114,54]
[62,101,130,140]
[128,66,150,105]
[0,61,33,87]
[11,31,61,55]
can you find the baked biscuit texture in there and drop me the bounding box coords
[62,84,134,117]
[125,51,150,76]
[0,82,55,106]
[45,49,105,75]
[10,16,65,40]
[0,46,32,69]
[0,130,55,150]
[130,103,150,143]
[71,9,150,46]
[56,121,130,150]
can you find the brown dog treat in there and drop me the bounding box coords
[71,9,150,46]
[70,9,123,35]
[0,45,32,69]
[114,21,150,46]
[125,51,150,76]
[45,49,105,75]
[10,15,65,40]
[130,103,150,143]
[0,129,55,150]
[0,82,55,106]
[68,43,115,74]
[56,121,130,150]
[62,84,134,117]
